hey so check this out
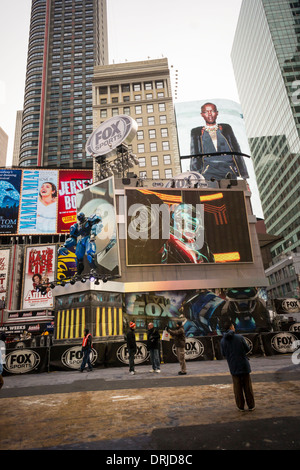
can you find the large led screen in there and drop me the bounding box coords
[175,99,250,181]
[126,188,253,266]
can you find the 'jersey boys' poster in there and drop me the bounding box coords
[57,170,93,233]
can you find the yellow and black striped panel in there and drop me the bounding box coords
[55,306,123,339]
[56,308,86,340]
[95,306,123,337]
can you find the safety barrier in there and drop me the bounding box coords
[2,331,300,376]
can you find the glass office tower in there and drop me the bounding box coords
[231,0,300,258]
[19,0,108,169]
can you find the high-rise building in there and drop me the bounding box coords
[12,111,23,166]
[0,127,8,167]
[231,0,300,259]
[19,0,108,169]
[92,59,181,180]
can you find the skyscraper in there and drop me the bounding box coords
[231,0,300,259]
[19,0,108,169]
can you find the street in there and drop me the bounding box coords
[0,355,299,452]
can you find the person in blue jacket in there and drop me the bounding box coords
[221,321,255,411]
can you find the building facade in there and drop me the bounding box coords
[0,127,8,167]
[19,0,108,169]
[92,59,181,180]
[231,0,300,259]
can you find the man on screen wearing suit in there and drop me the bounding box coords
[189,102,249,180]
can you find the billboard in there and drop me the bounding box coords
[0,168,93,235]
[57,170,93,233]
[0,169,22,234]
[126,188,253,266]
[75,176,121,277]
[22,245,56,310]
[0,248,10,309]
[175,99,250,180]
[125,288,271,336]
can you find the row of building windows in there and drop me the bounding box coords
[139,155,171,167]
[139,169,173,179]
[100,103,166,118]
[98,81,165,95]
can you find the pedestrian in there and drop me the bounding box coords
[166,320,187,375]
[126,321,137,375]
[147,322,161,373]
[220,321,255,411]
[80,328,93,372]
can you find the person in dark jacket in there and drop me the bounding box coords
[126,321,137,375]
[167,320,187,375]
[189,102,249,180]
[80,328,93,372]
[221,322,255,411]
[147,322,161,373]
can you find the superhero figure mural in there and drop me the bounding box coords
[179,288,271,336]
[125,288,271,337]
[58,212,103,276]
[58,177,120,280]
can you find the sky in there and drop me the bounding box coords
[0,0,263,217]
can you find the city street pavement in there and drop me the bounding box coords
[1,355,300,452]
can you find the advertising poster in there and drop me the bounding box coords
[22,245,56,310]
[19,170,59,234]
[125,288,271,337]
[57,169,93,234]
[56,246,77,284]
[0,169,22,235]
[0,248,10,308]
[126,188,253,265]
[175,99,250,180]
[75,176,120,277]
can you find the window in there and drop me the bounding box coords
[122,84,130,92]
[135,95,141,101]
[137,130,144,140]
[147,104,154,113]
[161,128,168,138]
[152,170,160,179]
[163,154,171,165]
[159,103,166,112]
[137,144,145,153]
[133,83,141,91]
[156,81,164,89]
[139,157,146,167]
[112,108,119,116]
[165,169,173,178]
[162,141,170,150]
[148,116,155,125]
[151,156,158,166]
[136,117,143,126]
[146,93,153,100]
[135,105,142,115]
[149,129,156,139]
[144,82,152,90]
[123,107,130,115]
[150,142,157,152]
[100,109,107,118]
[139,171,147,178]
[160,115,167,124]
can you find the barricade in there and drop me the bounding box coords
[2,332,300,376]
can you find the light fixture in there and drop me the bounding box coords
[70,278,76,285]
[81,277,86,283]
